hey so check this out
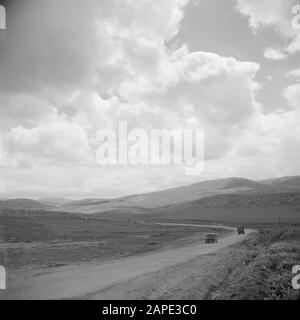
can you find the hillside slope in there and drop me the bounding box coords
[181,192,300,209]
[0,199,50,210]
[38,198,74,206]
[55,178,278,213]
[261,176,300,192]
[2,176,300,215]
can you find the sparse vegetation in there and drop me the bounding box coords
[0,209,228,273]
[216,227,300,300]
[1,205,299,300]
[90,226,300,300]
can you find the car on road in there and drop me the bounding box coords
[205,233,218,244]
[237,226,245,235]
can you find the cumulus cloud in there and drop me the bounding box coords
[0,0,300,197]
[284,83,300,109]
[236,0,300,58]
[0,93,57,131]
[287,68,300,77]
[264,47,288,60]
[236,0,292,29]
[6,119,91,166]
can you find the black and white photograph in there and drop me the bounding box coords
[0,0,300,303]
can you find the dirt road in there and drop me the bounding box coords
[1,225,253,300]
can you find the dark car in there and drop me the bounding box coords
[205,233,218,244]
[237,226,245,235]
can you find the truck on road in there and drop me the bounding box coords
[237,226,245,235]
[205,233,218,244]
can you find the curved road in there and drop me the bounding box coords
[2,224,253,300]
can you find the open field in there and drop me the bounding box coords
[129,206,300,225]
[1,224,247,299]
[2,223,299,300]
[0,209,229,275]
[84,226,300,300]
[0,195,299,300]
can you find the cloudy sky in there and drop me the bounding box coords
[0,0,300,199]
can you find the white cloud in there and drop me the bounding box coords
[236,0,300,58]
[236,0,292,30]
[264,47,288,60]
[1,0,300,197]
[6,120,91,165]
[287,68,300,77]
[284,83,300,109]
[0,94,57,131]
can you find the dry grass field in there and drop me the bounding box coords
[84,226,300,300]
[0,209,228,275]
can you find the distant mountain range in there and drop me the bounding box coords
[0,199,51,210]
[171,192,300,209]
[1,176,300,214]
[38,198,75,206]
[261,176,300,192]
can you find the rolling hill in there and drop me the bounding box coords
[1,176,300,216]
[0,199,50,210]
[52,176,300,214]
[261,176,300,192]
[178,192,300,209]
[38,198,74,206]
